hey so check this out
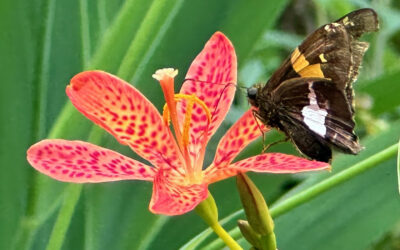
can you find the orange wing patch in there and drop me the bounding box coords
[290,47,325,78]
[298,64,324,78]
[291,47,309,72]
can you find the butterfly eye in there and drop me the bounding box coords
[247,87,259,107]
[247,87,258,100]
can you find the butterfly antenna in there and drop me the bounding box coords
[183,78,248,92]
[180,78,240,144]
[183,78,240,88]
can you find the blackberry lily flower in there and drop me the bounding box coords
[27,32,330,216]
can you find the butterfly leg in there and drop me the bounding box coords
[251,109,267,145]
[262,137,290,153]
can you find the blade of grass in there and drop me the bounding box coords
[89,0,154,72]
[11,0,57,249]
[96,0,107,34]
[43,3,93,248]
[79,0,90,69]
[397,139,400,194]
[129,0,184,84]
[116,0,184,81]
[137,216,169,250]
[45,184,83,250]
[32,0,56,140]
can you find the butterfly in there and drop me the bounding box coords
[247,8,379,163]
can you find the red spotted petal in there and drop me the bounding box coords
[66,71,183,173]
[212,109,268,167]
[149,169,208,215]
[177,32,237,164]
[27,139,156,183]
[204,153,330,183]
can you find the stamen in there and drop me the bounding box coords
[161,93,212,183]
[174,94,212,123]
[162,94,212,128]
[182,95,195,147]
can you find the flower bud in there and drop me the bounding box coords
[237,219,262,249]
[236,173,274,235]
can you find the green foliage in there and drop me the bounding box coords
[1,0,399,249]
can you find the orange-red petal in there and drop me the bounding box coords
[149,169,208,215]
[212,109,268,167]
[177,32,237,164]
[27,139,156,183]
[66,71,183,173]
[204,153,331,183]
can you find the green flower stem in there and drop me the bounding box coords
[204,143,398,249]
[195,194,243,250]
[209,222,243,250]
[45,184,83,250]
[260,232,277,250]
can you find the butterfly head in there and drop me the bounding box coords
[247,84,263,107]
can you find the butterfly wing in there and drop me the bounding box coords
[279,119,332,162]
[251,9,378,162]
[265,8,379,106]
[272,77,362,162]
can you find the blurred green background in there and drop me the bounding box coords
[1,0,399,249]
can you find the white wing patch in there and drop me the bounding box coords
[301,81,328,137]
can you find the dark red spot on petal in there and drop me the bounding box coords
[126,127,134,135]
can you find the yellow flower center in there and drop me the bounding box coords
[162,94,211,147]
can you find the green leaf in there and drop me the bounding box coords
[220,0,290,65]
[358,70,400,115]
[0,0,38,248]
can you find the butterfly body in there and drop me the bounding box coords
[248,8,379,162]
